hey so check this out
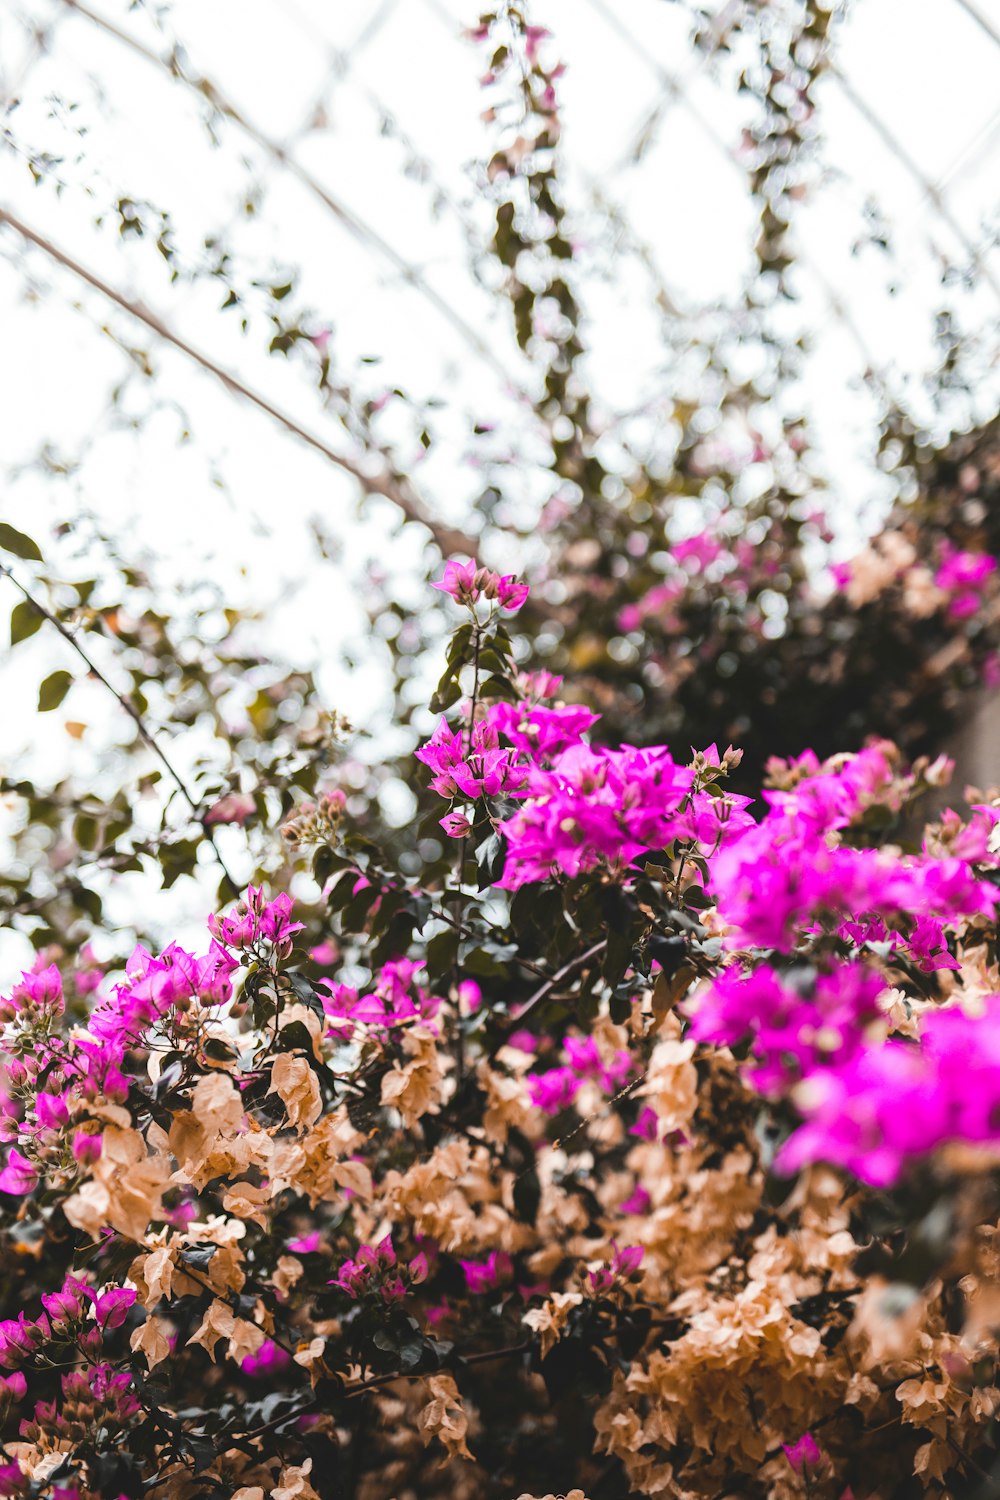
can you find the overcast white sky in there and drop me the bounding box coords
[0,0,998,973]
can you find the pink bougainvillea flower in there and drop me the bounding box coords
[0,1373,26,1402]
[782,1432,823,1472]
[71,1130,102,1167]
[288,1231,321,1255]
[203,791,256,827]
[588,1242,644,1295]
[527,1067,580,1114]
[242,1339,292,1376]
[629,1107,659,1141]
[93,1287,136,1330]
[409,1251,430,1285]
[495,574,530,612]
[432,559,481,605]
[458,979,482,1014]
[440,811,473,838]
[460,1250,513,1295]
[309,940,339,966]
[0,1149,37,1197]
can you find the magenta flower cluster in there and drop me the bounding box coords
[419,588,1000,1187]
[431,559,529,612]
[0,887,306,1206]
[330,1235,428,1303]
[320,957,443,1036]
[498,741,753,888]
[934,540,996,619]
[527,1033,633,1116]
[779,998,1000,1186]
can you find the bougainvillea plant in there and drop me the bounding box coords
[2,561,1000,1500]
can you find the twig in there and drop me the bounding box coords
[0,205,476,560]
[0,561,240,898]
[490,939,608,1055]
[57,0,525,401]
[237,1339,533,1442]
[426,902,548,978]
[343,1338,532,1397]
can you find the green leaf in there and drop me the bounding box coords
[0,523,42,562]
[446,623,474,665]
[477,674,519,701]
[286,971,326,1020]
[609,989,632,1025]
[462,943,518,977]
[602,931,632,988]
[10,601,42,646]
[76,885,103,923]
[475,831,507,889]
[37,670,72,712]
[203,1036,237,1063]
[476,647,509,676]
[73,813,98,851]
[513,1166,541,1225]
[429,677,462,714]
[273,1019,317,1055]
[425,926,460,980]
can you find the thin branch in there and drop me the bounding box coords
[57,0,524,400]
[828,61,1000,304]
[428,902,548,978]
[490,939,608,1054]
[345,1338,533,1398]
[0,561,240,898]
[237,1340,532,1442]
[0,204,476,559]
[953,0,1000,51]
[578,0,918,370]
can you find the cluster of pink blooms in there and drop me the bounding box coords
[418,639,754,875]
[0,919,275,1197]
[687,955,1000,1186]
[761,742,908,829]
[0,962,120,1196]
[527,1033,634,1115]
[678,747,1000,1180]
[417,718,529,825]
[486,697,600,760]
[933,541,996,620]
[330,1235,428,1302]
[0,888,309,1202]
[419,566,1000,1186]
[419,670,607,840]
[616,529,761,634]
[838,913,960,974]
[90,940,236,1049]
[431,559,529,613]
[685,962,886,1093]
[320,957,443,1036]
[208,885,304,956]
[420,622,752,878]
[780,998,1000,1186]
[498,742,753,888]
[0,1279,140,1487]
[0,890,320,1197]
[707,747,998,951]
